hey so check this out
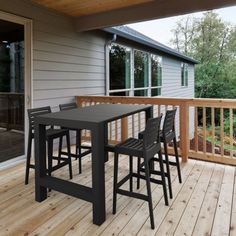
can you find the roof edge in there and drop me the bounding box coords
[103,27,198,64]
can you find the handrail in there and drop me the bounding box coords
[77,95,236,166]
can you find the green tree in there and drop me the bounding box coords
[170,12,236,99]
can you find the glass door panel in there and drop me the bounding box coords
[0,20,24,162]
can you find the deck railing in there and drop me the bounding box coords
[76,96,236,165]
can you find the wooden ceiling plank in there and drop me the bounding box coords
[31,0,153,17]
[74,0,236,31]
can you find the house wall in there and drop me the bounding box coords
[0,0,195,144]
[0,0,106,111]
[108,41,195,138]
[162,57,194,98]
[162,57,195,138]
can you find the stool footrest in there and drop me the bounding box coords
[52,156,68,161]
[116,188,149,202]
[132,173,163,185]
[117,174,131,188]
[51,161,70,172]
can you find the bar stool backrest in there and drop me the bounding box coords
[59,102,77,111]
[163,108,177,135]
[28,106,51,133]
[143,115,162,150]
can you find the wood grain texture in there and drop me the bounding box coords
[31,0,153,17]
[77,96,236,166]
[0,152,235,236]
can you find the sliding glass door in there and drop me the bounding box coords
[0,19,25,162]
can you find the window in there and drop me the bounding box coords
[181,63,188,87]
[108,43,162,97]
[151,54,162,96]
[134,50,148,85]
[109,44,131,95]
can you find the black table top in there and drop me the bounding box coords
[36,104,152,129]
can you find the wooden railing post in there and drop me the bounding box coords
[75,96,236,166]
[76,97,83,108]
[179,101,190,162]
[121,117,128,142]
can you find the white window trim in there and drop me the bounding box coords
[181,62,189,87]
[107,43,163,97]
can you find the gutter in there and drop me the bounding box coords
[103,27,198,64]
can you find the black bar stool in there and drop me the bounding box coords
[59,102,91,174]
[113,116,168,229]
[25,106,73,185]
[138,108,182,199]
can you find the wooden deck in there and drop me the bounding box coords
[0,149,236,236]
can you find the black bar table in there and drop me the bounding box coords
[34,104,153,225]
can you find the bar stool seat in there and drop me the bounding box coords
[25,106,73,185]
[30,128,68,139]
[115,138,144,156]
[113,116,168,230]
[59,102,92,174]
[138,108,182,200]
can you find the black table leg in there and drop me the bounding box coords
[35,123,47,202]
[91,124,106,225]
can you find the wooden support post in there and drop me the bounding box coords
[76,97,83,108]
[121,117,128,142]
[180,102,189,162]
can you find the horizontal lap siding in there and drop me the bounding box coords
[0,0,106,110]
[162,57,194,98]
[162,57,195,138]
[32,26,106,110]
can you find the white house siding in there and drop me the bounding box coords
[162,57,194,98]
[162,57,195,138]
[0,0,106,111]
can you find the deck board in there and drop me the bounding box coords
[0,151,235,236]
[192,164,225,236]
[211,165,235,236]
[174,162,214,236]
[230,169,236,236]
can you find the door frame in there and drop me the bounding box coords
[0,11,33,166]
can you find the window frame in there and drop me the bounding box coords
[150,54,162,97]
[107,43,163,97]
[181,62,189,87]
[107,43,132,96]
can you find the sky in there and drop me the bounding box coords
[127,6,236,47]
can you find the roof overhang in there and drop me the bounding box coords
[31,0,236,31]
[104,27,199,64]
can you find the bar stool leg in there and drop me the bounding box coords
[173,137,182,183]
[163,140,173,199]
[129,156,133,192]
[158,150,169,206]
[113,152,119,215]
[58,136,63,165]
[144,158,155,229]
[77,129,82,156]
[137,157,141,189]
[48,139,53,177]
[25,133,32,185]
[77,130,82,174]
[66,133,73,179]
